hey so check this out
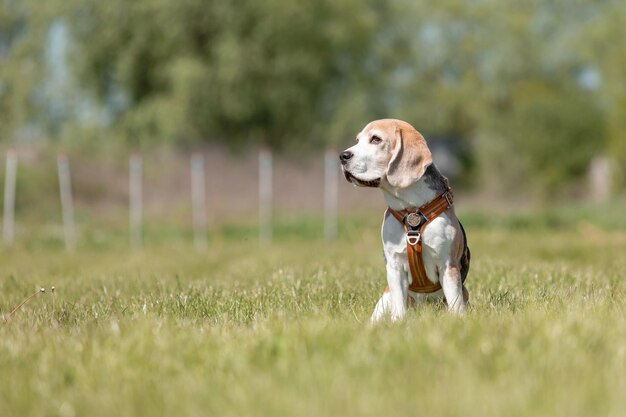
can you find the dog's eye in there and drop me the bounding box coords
[370,135,382,144]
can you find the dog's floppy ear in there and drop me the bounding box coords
[386,125,433,188]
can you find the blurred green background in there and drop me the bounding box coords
[1,0,625,227]
[2,4,625,416]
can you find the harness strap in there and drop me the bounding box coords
[387,189,454,293]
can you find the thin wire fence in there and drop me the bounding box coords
[0,147,382,249]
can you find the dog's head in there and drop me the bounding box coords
[340,119,432,189]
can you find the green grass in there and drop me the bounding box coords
[1,218,625,417]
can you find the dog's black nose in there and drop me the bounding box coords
[339,151,353,164]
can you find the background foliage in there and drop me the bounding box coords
[1,0,625,194]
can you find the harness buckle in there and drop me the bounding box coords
[406,231,421,246]
[405,212,422,228]
[443,192,453,207]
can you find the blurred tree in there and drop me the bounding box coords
[0,0,42,140]
[0,0,81,141]
[1,0,625,196]
[583,1,626,189]
[501,84,604,197]
[65,0,398,149]
[389,0,614,194]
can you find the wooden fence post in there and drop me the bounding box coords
[588,156,611,202]
[57,154,76,251]
[190,153,208,250]
[3,149,17,247]
[258,148,272,244]
[129,154,143,248]
[324,148,338,240]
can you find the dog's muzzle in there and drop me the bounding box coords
[343,171,381,188]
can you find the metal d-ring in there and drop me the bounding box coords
[406,232,420,246]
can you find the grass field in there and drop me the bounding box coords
[1,214,625,417]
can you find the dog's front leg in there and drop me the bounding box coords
[370,289,392,323]
[371,264,407,323]
[441,263,466,314]
[386,263,409,321]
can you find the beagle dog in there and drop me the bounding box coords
[340,119,470,322]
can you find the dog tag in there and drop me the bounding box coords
[406,213,421,228]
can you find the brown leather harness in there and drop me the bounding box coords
[386,188,455,293]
